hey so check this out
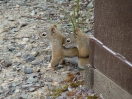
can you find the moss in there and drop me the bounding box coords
[87,95,98,99]
[50,81,83,98]
[70,81,83,88]
[51,85,69,98]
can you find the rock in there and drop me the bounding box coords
[24,67,33,74]
[26,76,38,84]
[15,87,20,93]
[3,60,12,67]
[7,45,15,51]
[10,27,19,33]
[36,68,41,72]
[31,51,39,57]
[19,92,28,99]
[87,2,93,8]
[23,54,35,62]
[57,65,64,69]
[44,55,51,61]
[8,83,16,88]
[0,88,3,94]
[0,64,2,71]
[15,52,22,57]
[60,14,65,19]
[22,84,33,89]
[24,44,32,50]
[16,4,20,8]
[39,80,45,87]
[45,77,53,82]
[8,16,15,21]
[84,28,88,32]
[13,64,24,71]
[28,87,36,92]
[22,38,29,42]
[31,60,39,65]
[30,10,35,16]
[0,25,4,33]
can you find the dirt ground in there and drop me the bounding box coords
[0,0,97,99]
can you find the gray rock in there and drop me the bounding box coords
[44,55,51,61]
[87,2,93,8]
[45,77,53,82]
[10,27,19,33]
[60,14,65,19]
[31,51,39,57]
[8,16,15,21]
[24,67,33,74]
[57,65,64,69]
[3,60,12,67]
[23,54,35,62]
[22,38,29,42]
[24,45,33,50]
[22,84,33,89]
[8,83,16,88]
[39,80,45,87]
[7,45,15,51]
[19,91,28,99]
[30,10,35,16]
[26,76,38,84]
[28,87,36,92]
[15,52,22,57]
[0,64,2,71]
[0,89,3,94]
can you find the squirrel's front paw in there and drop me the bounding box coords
[46,63,54,71]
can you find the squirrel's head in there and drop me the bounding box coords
[63,28,81,48]
[42,25,58,40]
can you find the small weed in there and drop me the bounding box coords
[87,95,98,99]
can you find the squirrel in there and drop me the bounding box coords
[63,28,91,69]
[42,25,79,70]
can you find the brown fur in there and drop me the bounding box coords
[63,28,91,69]
[42,25,78,70]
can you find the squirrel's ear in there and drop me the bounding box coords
[51,25,57,35]
[74,28,80,38]
[51,27,55,35]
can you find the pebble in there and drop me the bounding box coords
[60,14,65,19]
[24,67,33,74]
[0,64,2,71]
[57,65,64,69]
[22,38,29,42]
[8,16,15,21]
[7,45,15,51]
[87,2,93,8]
[30,10,35,16]
[10,27,19,33]
[23,54,36,62]
[45,77,53,82]
[24,44,33,50]
[15,52,22,57]
[3,60,12,67]
[22,84,33,89]
[31,51,39,57]
[19,92,28,99]
[26,76,38,84]
[28,87,36,92]
[44,55,51,61]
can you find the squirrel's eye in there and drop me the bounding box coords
[42,33,46,36]
[67,38,71,43]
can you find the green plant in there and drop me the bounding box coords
[60,0,92,32]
